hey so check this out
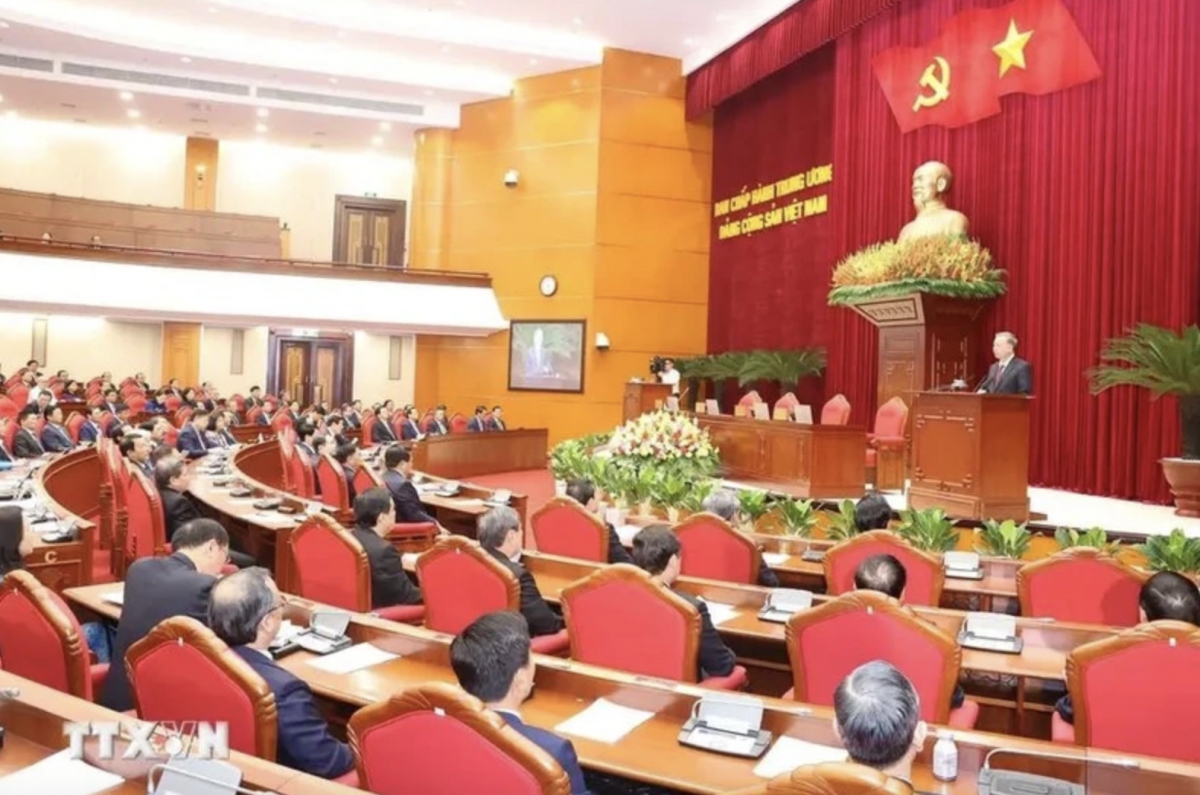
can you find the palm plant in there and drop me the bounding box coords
[679,480,717,514]
[737,489,770,529]
[1137,529,1200,573]
[825,499,860,541]
[776,498,819,538]
[736,349,828,392]
[976,519,1032,559]
[1054,526,1122,555]
[650,471,690,512]
[896,508,960,553]
[624,465,658,509]
[707,351,750,408]
[1089,324,1200,458]
[674,356,714,407]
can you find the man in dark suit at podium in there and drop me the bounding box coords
[978,331,1032,395]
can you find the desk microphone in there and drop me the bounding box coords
[977,746,1140,795]
[972,370,992,393]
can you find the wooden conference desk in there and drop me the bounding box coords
[62,584,1200,795]
[697,415,867,498]
[410,428,549,479]
[0,669,362,795]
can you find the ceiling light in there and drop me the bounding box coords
[371,135,383,146]
[180,56,192,63]
[255,123,268,133]
[257,107,270,118]
[127,108,141,119]
[0,95,4,103]
[119,91,134,101]
[379,122,391,131]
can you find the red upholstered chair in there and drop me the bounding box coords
[416,537,569,655]
[228,394,245,413]
[352,466,436,552]
[283,445,315,500]
[175,406,193,428]
[127,616,360,788]
[125,395,147,415]
[0,396,17,421]
[736,390,762,410]
[288,514,424,624]
[725,762,915,795]
[246,406,263,425]
[820,393,851,425]
[6,385,28,408]
[449,413,468,434]
[560,564,748,689]
[823,530,946,607]
[2,420,17,452]
[785,591,978,728]
[866,397,908,491]
[0,570,109,700]
[353,463,382,497]
[773,392,800,416]
[530,497,608,562]
[348,683,570,795]
[1054,621,1200,762]
[124,464,171,565]
[314,453,349,511]
[1017,548,1147,626]
[65,413,85,443]
[98,410,115,433]
[674,513,761,585]
[419,412,435,434]
[271,411,293,433]
[361,413,378,446]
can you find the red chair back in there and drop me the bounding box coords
[0,396,16,421]
[246,406,263,424]
[284,446,315,499]
[314,454,349,510]
[732,763,915,795]
[1066,621,1200,762]
[175,406,193,428]
[361,413,378,444]
[0,571,96,698]
[871,397,908,438]
[416,537,518,635]
[124,465,169,564]
[348,683,570,795]
[6,386,28,407]
[164,395,182,411]
[65,413,85,443]
[736,390,762,409]
[560,565,701,682]
[1017,548,1148,626]
[529,498,608,562]
[126,616,277,759]
[674,513,760,585]
[126,395,147,415]
[2,421,17,452]
[785,591,961,723]
[288,515,370,611]
[773,392,800,414]
[823,530,946,606]
[820,393,851,425]
[449,414,468,434]
[354,464,382,497]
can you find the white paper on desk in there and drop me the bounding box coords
[555,698,656,744]
[0,749,125,795]
[306,643,399,674]
[753,736,847,778]
[699,600,739,626]
[616,525,641,547]
[250,512,294,525]
[101,590,124,606]
[761,552,789,567]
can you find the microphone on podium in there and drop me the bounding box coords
[977,746,1140,795]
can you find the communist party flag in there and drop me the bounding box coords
[872,0,1101,133]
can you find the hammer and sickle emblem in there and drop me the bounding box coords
[912,56,951,112]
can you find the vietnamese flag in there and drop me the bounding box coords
[872,0,1100,133]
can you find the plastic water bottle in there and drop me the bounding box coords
[932,730,958,781]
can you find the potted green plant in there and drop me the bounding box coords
[736,489,770,532]
[896,508,960,553]
[625,465,658,516]
[976,519,1033,560]
[548,440,587,494]
[1089,324,1200,516]
[1054,526,1122,554]
[650,471,690,522]
[706,351,751,411]
[737,349,827,399]
[776,498,819,538]
[825,499,860,541]
[1137,529,1200,574]
[679,480,717,516]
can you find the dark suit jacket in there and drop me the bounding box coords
[371,420,398,444]
[101,553,216,711]
[381,470,437,525]
[176,425,209,459]
[0,441,10,463]
[499,712,591,795]
[486,417,507,432]
[981,356,1032,395]
[399,419,422,441]
[758,555,780,588]
[255,413,270,426]
[467,416,486,433]
[343,411,361,429]
[78,420,103,444]
[342,464,357,503]
[351,527,423,608]
[230,646,355,778]
[160,487,201,543]
[40,423,73,453]
[604,523,633,565]
[674,590,737,679]
[486,547,563,637]
[427,419,449,436]
[13,428,44,458]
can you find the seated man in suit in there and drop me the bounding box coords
[372,405,399,444]
[399,406,424,441]
[138,416,171,446]
[13,406,45,458]
[380,445,445,530]
[39,404,74,453]
[467,405,488,433]
[450,612,591,795]
[101,518,230,712]
[153,458,255,568]
[349,487,424,609]
[632,525,736,679]
[565,479,632,565]
[834,661,932,794]
[1056,570,1200,724]
[78,405,105,444]
[0,416,12,463]
[333,442,362,503]
[855,491,892,531]
[978,331,1033,395]
[176,408,212,459]
[326,414,349,447]
[701,489,780,588]
[427,405,450,436]
[295,421,318,465]
[120,432,154,480]
[205,412,237,448]
[478,506,564,639]
[208,568,356,779]
[487,405,507,431]
[244,385,264,409]
[102,387,122,418]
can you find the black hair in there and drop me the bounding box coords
[449,611,532,703]
[854,554,907,599]
[631,525,680,575]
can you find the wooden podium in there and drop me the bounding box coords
[907,392,1031,521]
[623,381,673,422]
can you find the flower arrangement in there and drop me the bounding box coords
[608,410,719,482]
[828,235,1006,305]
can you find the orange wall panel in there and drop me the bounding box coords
[596,194,710,252]
[593,246,709,304]
[598,140,712,202]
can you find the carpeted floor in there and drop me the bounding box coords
[469,468,557,515]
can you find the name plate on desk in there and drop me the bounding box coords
[959,612,1022,654]
[944,551,984,580]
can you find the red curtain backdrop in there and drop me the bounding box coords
[706,0,1200,503]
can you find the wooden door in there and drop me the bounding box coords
[267,332,355,407]
[162,322,201,386]
[333,195,407,267]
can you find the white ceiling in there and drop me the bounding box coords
[0,0,794,152]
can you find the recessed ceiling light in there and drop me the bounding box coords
[371,135,383,146]
[126,108,141,119]
[257,107,270,118]
[255,123,268,133]
[119,91,134,101]
[379,122,391,131]
[180,56,192,63]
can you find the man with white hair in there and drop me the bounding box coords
[834,661,932,792]
[26,373,56,406]
[701,489,780,588]
[978,331,1032,395]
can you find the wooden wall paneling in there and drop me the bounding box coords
[184,137,220,212]
[161,322,202,387]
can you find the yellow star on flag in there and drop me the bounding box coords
[993,19,1034,77]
